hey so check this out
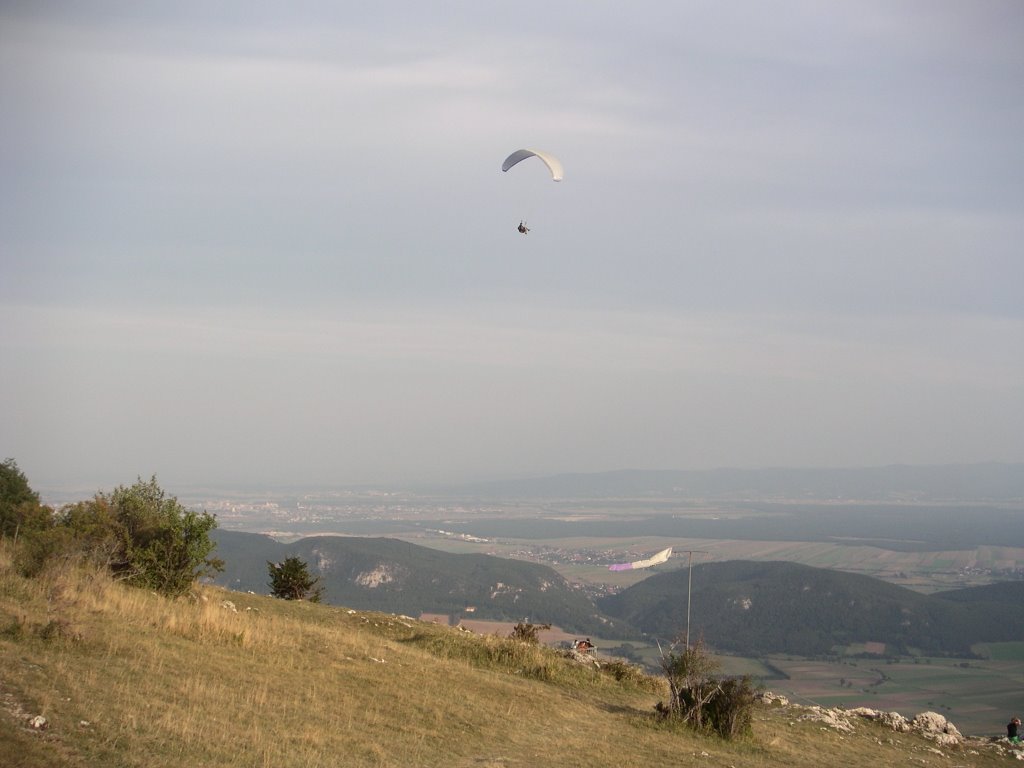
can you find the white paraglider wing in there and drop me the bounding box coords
[608,547,672,572]
[502,148,563,181]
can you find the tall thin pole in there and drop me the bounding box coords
[682,550,708,649]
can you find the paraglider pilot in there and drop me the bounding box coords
[517,221,529,234]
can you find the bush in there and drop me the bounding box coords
[509,621,551,644]
[15,476,221,598]
[0,459,52,540]
[109,478,222,596]
[703,676,757,739]
[599,659,665,693]
[656,637,757,740]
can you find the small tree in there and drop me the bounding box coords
[268,556,323,602]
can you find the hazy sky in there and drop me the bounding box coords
[3,1,1023,490]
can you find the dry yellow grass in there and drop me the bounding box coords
[0,542,1013,768]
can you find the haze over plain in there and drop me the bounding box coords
[2,2,1022,489]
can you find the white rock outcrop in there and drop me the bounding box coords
[762,700,964,747]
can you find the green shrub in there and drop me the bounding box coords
[656,638,757,740]
[703,676,756,739]
[14,475,221,598]
[509,621,551,644]
[0,459,52,540]
[599,659,664,693]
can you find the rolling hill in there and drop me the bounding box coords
[210,530,631,637]
[597,560,1024,657]
[211,532,1024,659]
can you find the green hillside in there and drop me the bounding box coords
[211,530,632,637]
[598,561,1024,657]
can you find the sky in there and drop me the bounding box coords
[2,1,1023,491]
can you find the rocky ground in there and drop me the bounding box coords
[757,691,1024,762]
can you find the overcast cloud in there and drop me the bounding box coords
[2,1,1022,489]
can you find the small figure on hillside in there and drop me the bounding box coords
[572,638,594,654]
[1008,716,1021,743]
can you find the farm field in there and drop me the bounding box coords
[622,646,1024,738]
[392,526,1024,592]
[761,654,1024,737]
[494,537,1024,592]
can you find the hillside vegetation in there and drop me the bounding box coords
[212,532,1024,658]
[3,542,1016,768]
[598,561,1024,657]
[211,529,628,637]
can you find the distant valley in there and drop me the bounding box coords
[211,530,1024,658]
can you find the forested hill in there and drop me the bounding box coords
[597,560,1024,657]
[210,530,630,637]
[211,531,1024,658]
[932,580,1024,604]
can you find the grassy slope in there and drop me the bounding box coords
[0,545,1013,768]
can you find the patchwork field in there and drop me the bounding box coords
[424,615,1024,737]
[396,529,1024,593]
[618,645,1024,737]
[507,537,1024,592]
[760,655,1024,737]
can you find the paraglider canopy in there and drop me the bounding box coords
[502,148,563,181]
[608,547,672,572]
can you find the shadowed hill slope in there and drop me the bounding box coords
[933,580,1024,604]
[598,560,1024,657]
[211,529,632,637]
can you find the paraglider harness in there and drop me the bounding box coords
[517,221,529,234]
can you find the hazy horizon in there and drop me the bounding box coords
[3,2,1022,490]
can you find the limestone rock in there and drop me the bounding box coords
[798,706,855,733]
[847,707,910,732]
[755,691,789,706]
[910,711,962,745]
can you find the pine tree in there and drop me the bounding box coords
[267,556,323,602]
